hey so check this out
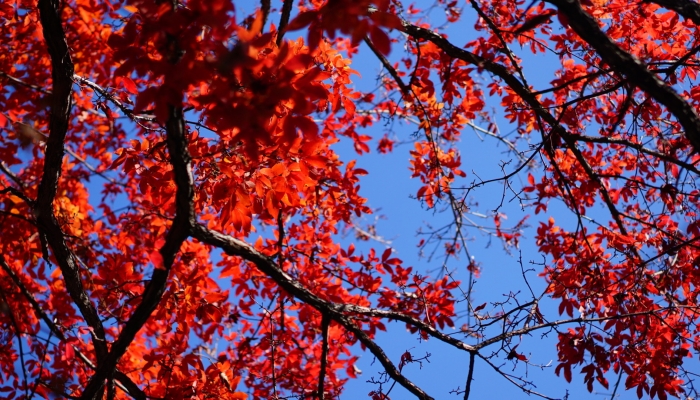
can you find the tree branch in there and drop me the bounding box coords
[573,133,700,176]
[477,353,560,400]
[546,0,700,154]
[192,224,461,398]
[400,19,638,248]
[261,0,271,29]
[73,74,156,122]
[463,352,476,400]
[191,224,476,353]
[0,161,25,189]
[344,320,434,400]
[645,0,700,25]
[317,313,330,399]
[80,104,194,399]
[0,256,146,399]
[0,287,29,398]
[276,0,295,46]
[35,0,109,368]
[473,306,690,350]
[0,70,51,94]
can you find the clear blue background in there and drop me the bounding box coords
[324,3,680,399]
[14,2,688,399]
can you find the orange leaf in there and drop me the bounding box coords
[285,11,318,31]
[238,10,264,42]
[150,250,164,269]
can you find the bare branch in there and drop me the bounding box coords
[477,353,560,400]
[0,70,51,94]
[276,0,295,46]
[80,103,194,399]
[463,352,476,400]
[36,0,109,368]
[645,0,700,25]
[546,0,700,154]
[0,256,146,400]
[73,74,156,122]
[400,19,638,252]
[473,306,690,351]
[317,313,330,400]
[342,321,434,400]
[573,134,700,176]
[191,224,477,353]
[261,0,271,29]
[0,161,25,188]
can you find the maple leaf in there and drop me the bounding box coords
[3,0,700,399]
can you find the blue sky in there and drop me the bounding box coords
[5,1,693,398]
[328,3,665,399]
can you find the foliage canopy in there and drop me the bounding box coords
[2,0,700,399]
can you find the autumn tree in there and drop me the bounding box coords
[3,0,700,398]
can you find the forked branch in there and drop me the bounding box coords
[36,0,109,368]
[546,0,700,154]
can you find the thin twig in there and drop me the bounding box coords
[0,71,51,94]
[317,313,330,400]
[477,353,559,400]
[0,256,145,399]
[73,74,156,125]
[63,146,122,185]
[0,161,26,189]
[276,211,286,331]
[463,352,476,400]
[270,312,278,398]
[0,287,29,398]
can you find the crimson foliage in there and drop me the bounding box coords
[1,0,700,399]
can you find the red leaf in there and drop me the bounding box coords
[557,11,569,27]
[150,250,164,269]
[369,25,391,56]
[381,247,392,262]
[286,11,318,31]
[64,343,74,360]
[121,77,138,94]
